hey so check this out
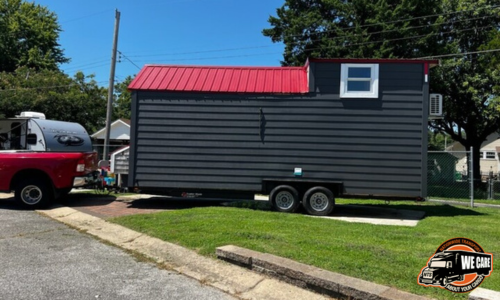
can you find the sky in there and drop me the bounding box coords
[34,0,286,86]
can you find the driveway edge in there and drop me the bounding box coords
[216,245,431,300]
[37,206,327,300]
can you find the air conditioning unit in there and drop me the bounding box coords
[429,94,443,118]
[19,111,46,119]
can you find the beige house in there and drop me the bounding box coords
[447,133,500,176]
[91,119,130,160]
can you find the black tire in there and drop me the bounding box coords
[269,185,300,213]
[302,186,335,216]
[14,178,53,209]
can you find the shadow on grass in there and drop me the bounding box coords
[125,197,227,210]
[341,203,485,218]
[225,200,486,220]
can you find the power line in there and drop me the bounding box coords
[117,51,142,70]
[64,59,110,72]
[282,4,500,40]
[130,24,495,63]
[418,49,500,59]
[0,81,109,93]
[122,9,499,61]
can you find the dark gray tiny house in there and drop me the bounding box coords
[128,58,439,215]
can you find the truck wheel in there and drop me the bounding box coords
[270,185,300,213]
[440,277,448,286]
[302,186,335,216]
[15,179,52,209]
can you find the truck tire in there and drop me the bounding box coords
[270,185,300,213]
[15,178,52,209]
[302,186,335,216]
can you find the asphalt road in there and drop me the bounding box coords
[0,198,234,300]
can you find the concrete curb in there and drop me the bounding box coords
[37,206,328,300]
[216,245,431,300]
[469,288,500,300]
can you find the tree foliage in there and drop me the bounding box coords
[113,76,133,120]
[0,68,107,132]
[0,0,68,72]
[263,0,500,179]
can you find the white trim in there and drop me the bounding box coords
[340,64,379,98]
[110,146,130,173]
[91,119,130,138]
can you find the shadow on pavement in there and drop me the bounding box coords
[0,196,26,210]
[61,193,116,207]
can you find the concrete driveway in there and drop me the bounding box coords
[0,195,234,300]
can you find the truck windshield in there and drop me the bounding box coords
[430,261,446,268]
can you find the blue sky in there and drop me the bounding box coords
[34,0,286,86]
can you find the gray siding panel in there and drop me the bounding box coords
[131,62,428,197]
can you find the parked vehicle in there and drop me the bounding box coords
[0,112,98,208]
[419,250,493,286]
[127,58,440,216]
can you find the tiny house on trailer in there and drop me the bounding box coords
[127,58,440,216]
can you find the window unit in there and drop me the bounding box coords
[481,151,497,159]
[340,64,379,98]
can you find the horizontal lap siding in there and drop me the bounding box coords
[132,62,426,197]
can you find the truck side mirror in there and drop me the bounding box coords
[446,261,452,269]
[26,134,37,145]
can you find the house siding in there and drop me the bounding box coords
[129,62,428,198]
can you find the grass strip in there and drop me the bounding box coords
[110,199,499,300]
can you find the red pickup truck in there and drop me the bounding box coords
[0,112,98,208]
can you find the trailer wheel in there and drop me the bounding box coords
[270,185,300,213]
[302,186,335,216]
[15,178,52,209]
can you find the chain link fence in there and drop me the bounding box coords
[427,150,500,205]
[427,151,471,202]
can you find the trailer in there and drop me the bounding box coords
[127,58,440,216]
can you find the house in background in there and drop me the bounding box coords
[446,133,500,176]
[91,118,131,160]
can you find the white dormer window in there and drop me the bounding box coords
[340,64,379,98]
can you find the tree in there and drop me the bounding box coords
[263,0,500,181]
[0,67,107,132]
[428,130,453,151]
[113,76,134,120]
[0,0,69,72]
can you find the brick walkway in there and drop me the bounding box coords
[64,193,225,219]
[0,191,228,219]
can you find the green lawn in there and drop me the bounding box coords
[110,199,499,300]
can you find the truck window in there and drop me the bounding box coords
[430,261,446,268]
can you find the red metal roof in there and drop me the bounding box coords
[128,58,439,94]
[128,65,309,94]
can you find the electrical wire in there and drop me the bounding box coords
[123,5,500,59]
[117,51,142,70]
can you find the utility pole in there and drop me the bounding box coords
[103,9,120,162]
